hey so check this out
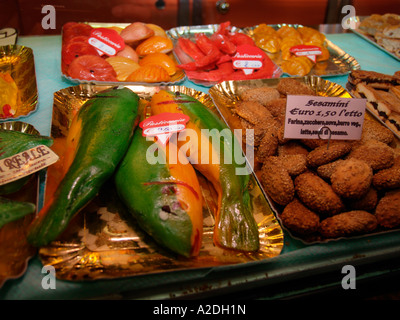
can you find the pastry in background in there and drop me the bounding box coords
[358,13,400,58]
[349,70,400,136]
[358,13,400,36]
[348,69,400,90]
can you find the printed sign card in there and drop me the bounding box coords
[284,95,366,140]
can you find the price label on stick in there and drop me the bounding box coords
[284,95,366,140]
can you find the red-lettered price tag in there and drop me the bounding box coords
[290,45,322,63]
[140,113,190,146]
[232,44,265,75]
[88,28,125,56]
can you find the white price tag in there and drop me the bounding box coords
[0,145,59,186]
[284,95,366,140]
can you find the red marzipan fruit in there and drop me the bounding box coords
[67,55,118,82]
[62,22,93,42]
[62,41,99,66]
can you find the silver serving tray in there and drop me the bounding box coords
[243,24,361,77]
[61,22,186,86]
[166,24,283,87]
[347,16,400,61]
[209,76,400,244]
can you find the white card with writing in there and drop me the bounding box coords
[284,95,366,140]
[0,145,59,186]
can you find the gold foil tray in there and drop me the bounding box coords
[0,122,40,288]
[166,24,283,87]
[209,76,399,244]
[0,45,38,119]
[38,84,284,281]
[244,24,361,77]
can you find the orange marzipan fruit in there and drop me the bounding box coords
[135,36,173,56]
[105,56,140,81]
[139,52,177,76]
[145,24,168,38]
[126,64,171,82]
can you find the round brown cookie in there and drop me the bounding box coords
[346,187,378,212]
[317,159,345,180]
[280,198,320,235]
[330,158,373,199]
[319,210,378,238]
[256,125,279,162]
[266,154,307,176]
[233,100,275,125]
[277,140,309,156]
[360,118,394,145]
[348,139,395,170]
[261,160,294,206]
[276,78,316,96]
[375,190,400,229]
[264,98,287,122]
[306,140,353,167]
[372,156,400,190]
[294,171,345,216]
[241,86,281,106]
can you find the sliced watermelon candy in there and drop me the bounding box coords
[67,55,118,82]
[65,35,90,45]
[62,41,100,66]
[62,22,93,42]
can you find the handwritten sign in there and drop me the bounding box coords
[0,145,59,186]
[140,113,190,146]
[284,95,366,140]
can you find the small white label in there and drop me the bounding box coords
[284,95,366,140]
[88,37,116,56]
[232,60,262,69]
[0,145,59,185]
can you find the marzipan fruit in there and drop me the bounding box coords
[115,127,203,257]
[27,87,140,246]
[150,90,259,252]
